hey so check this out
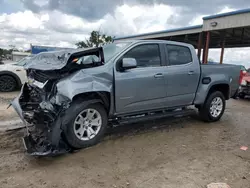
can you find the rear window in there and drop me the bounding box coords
[166,45,192,66]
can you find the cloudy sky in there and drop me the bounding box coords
[0,0,250,67]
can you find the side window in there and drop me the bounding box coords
[166,45,192,66]
[123,44,161,68]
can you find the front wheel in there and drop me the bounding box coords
[63,101,108,149]
[199,91,226,122]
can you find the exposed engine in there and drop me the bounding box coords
[18,70,70,156]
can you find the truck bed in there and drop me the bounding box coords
[200,63,241,97]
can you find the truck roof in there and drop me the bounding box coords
[115,39,194,48]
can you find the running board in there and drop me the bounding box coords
[117,108,196,125]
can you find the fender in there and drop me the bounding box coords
[56,68,114,115]
[194,79,230,105]
[0,71,22,88]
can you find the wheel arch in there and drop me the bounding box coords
[194,81,230,105]
[72,91,111,113]
[207,83,230,100]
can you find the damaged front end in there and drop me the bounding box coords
[11,47,106,156]
[12,81,71,156]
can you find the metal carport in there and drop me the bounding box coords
[114,8,250,64]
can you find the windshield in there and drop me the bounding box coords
[15,56,33,66]
[102,42,131,61]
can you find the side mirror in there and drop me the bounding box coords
[122,58,137,70]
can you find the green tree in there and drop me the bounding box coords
[0,48,12,56]
[76,31,114,48]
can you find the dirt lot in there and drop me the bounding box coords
[0,91,20,121]
[0,92,249,188]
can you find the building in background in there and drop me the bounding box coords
[30,44,74,54]
[12,51,31,62]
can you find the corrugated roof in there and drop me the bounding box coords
[114,25,203,40]
[203,8,250,20]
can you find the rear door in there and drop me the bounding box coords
[164,44,200,107]
[114,43,167,114]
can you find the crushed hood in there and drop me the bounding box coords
[23,47,104,71]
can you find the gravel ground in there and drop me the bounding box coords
[0,92,249,188]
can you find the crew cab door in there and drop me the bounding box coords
[164,44,200,107]
[114,43,166,114]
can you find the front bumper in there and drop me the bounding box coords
[11,83,71,156]
[239,85,250,95]
[22,134,70,156]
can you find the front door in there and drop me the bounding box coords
[115,43,166,114]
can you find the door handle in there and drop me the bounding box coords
[154,73,163,78]
[188,71,194,75]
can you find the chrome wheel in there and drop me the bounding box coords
[210,97,223,118]
[73,108,102,141]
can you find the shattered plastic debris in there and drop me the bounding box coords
[207,183,230,188]
[240,146,248,151]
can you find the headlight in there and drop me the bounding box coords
[241,80,247,86]
[27,77,35,85]
[27,77,48,89]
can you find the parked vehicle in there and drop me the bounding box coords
[0,56,33,92]
[11,40,241,156]
[238,68,250,98]
[239,65,248,83]
[232,65,247,98]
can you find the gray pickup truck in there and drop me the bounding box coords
[12,40,240,156]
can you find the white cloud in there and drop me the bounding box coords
[208,48,250,68]
[34,0,49,7]
[0,4,249,68]
[100,4,181,37]
[218,6,236,14]
[189,15,205,25]
[0,10,101,49]
[0,11,44,30]
[0,4,180,49]
[189,6,236,26]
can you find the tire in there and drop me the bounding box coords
[63,101,108,149]
[199,91,226,122]
[0,75,17,92]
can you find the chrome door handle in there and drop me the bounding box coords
[154,73,163,78]
[188,71,194,75]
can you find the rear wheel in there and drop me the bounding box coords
[0,75,17,92]
[63,101,108,149]
[199,91,226,122]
